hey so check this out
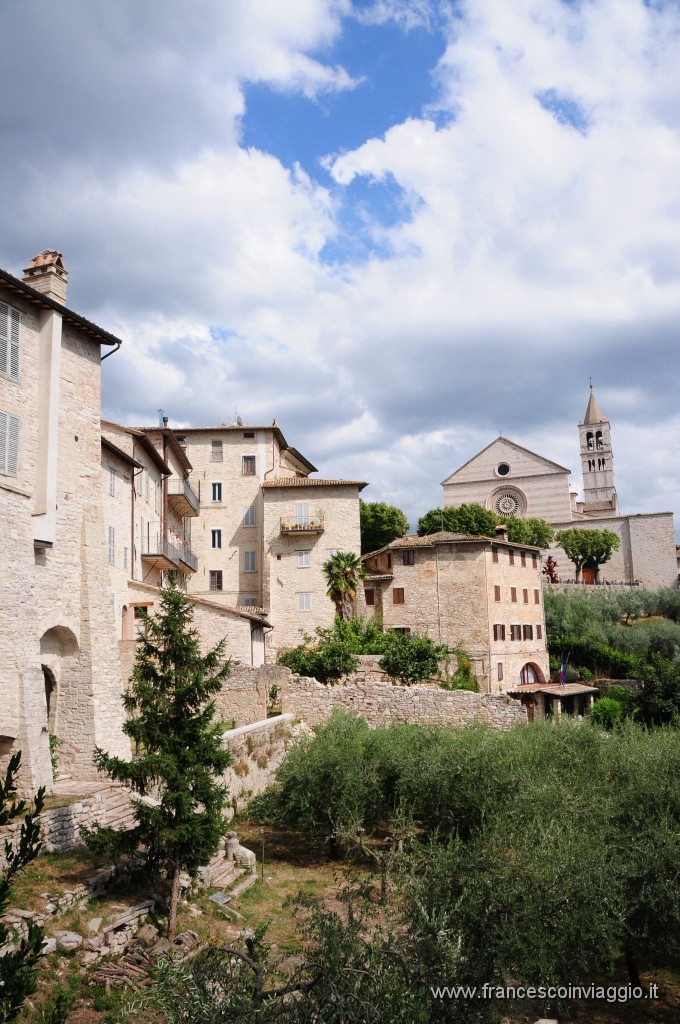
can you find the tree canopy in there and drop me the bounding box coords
[83,585,232,938]
[360,500,409,555]
[0,754,45,1024]
[417,502,553,547]
[555,527,621,580]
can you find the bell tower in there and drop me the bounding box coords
[578,386,618,516]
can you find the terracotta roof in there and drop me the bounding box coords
[364,530,542,559]
[149,424,317,474]
[191,595,271,627]
[262,477,368,491]
[507,683,599,697]
[0,265,122,348]
[102,421,172,476]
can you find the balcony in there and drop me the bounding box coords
[280,515,325,535]
[167,478,200,518]
[141,536,181,570]
[179,545,198,572]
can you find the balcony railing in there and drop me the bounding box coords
[280,515,325,534]
[179,545,198,572]
[167,477,200,517]
[141,535,181,570]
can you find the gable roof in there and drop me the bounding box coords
[0,265,122,348]
[441,436,571,485]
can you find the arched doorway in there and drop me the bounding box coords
[42,665,57,734]
[39,626,79,776]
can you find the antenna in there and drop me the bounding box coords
[158,408,164,427]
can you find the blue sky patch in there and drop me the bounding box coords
[536,88,589,134]
[240,16,446,181]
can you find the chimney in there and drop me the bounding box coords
[495,524,508,541]
[22,250,68,304]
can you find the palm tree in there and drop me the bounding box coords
[322,551,365,621]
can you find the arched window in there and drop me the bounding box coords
[596,431,603,449]
[586,432,594,450]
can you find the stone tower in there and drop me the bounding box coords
[578,386,618,517]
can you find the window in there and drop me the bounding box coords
[212,482,222,502]
[242,597,257,607]
[523,588,529,604]
[494,585,501,602]
[176,435,187,449]
[532,554,538,569]
[510,624,522,641]
[511,587,517,603]
[393,588,405,605]
[386,553,392,570]
[211,529,222,549]
[509,550,515,566]
[243,431,255,439]
[523,625,534,640]
[297,593,311,612]
[295,501,309,525]
[209,570,223,591]
[402,550,415,566]
[365,588,375,606]
[135,467,142,495]
[0,302,20,382]
[145,472,150,504]
[123,546,128,569]
[108,526,115,565]
[242,455,256,475]
[497,663,504,682]
[493,624,506,641]
[392,627,411,635]
[492,546,498,564]
[596,431,603,449]
[243,505,256,527]
[211,439,223,462]
[297,550,310,568]
[534,589,540,604]
[109,467,116,496]
[0,411,19,477]
[244,550,256,572]
[520,551,526,567]
[537,625,543,640]
[154,480,160,513]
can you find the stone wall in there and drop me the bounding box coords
[0,785,135,866]
[221,713,305,816]
[279,673,527,729]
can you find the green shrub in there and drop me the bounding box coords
[379,632,447,685]
[591,697,623,729]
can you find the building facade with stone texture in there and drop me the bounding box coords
[141,423,368,660]
[441,389,677,590]
[100,422,271,678]
[0,251,131,794]
[363,529,550,695]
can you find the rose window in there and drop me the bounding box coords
[493,491,522,516]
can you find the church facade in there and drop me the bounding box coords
[441,390,677,590]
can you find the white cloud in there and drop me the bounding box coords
[3,0,680,531]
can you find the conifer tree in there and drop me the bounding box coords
[0,753,45,1023]
[85,584,232,938]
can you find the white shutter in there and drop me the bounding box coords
[0,412,19,476]
[0,303,20,381]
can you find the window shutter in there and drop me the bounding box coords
[0,412,19,476]
[0,303,20,381]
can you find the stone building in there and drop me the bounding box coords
[441,388,677,589]
[139,424,367,660]
[100,421,268,676]
[363,528,550,694]
[1,251,130,793]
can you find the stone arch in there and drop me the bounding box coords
[38,625,82,774]
[519,662,546,686]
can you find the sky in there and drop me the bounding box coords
[2,0,680,530]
